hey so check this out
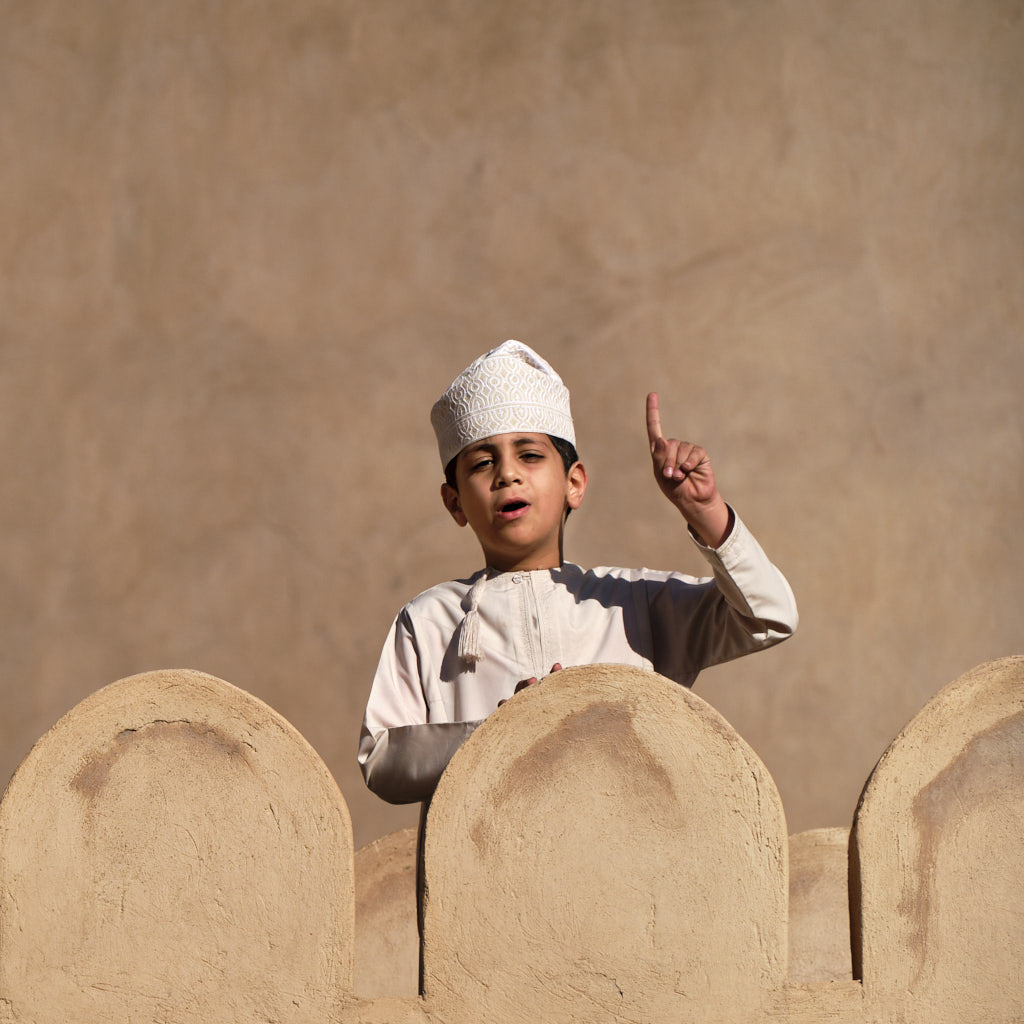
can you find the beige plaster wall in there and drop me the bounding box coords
[423,663,790,1022]
[354,826,419,999]
[355,823,858,1001]
[3,658,1019,1022]
[0,669,354,1022]
[788,827,852,983]
[1,0,1022,850]
[850,655,1024,1021]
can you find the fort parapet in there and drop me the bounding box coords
[1,657,1021,1023]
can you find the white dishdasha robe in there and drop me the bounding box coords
[358,510,797,803]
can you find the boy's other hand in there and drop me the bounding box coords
[498,663,563,707]
[646,393,731,547]
[515,662,562,693]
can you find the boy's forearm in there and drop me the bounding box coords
[693,510,799,649]
[680,495,732,549]
[360,721,481,804]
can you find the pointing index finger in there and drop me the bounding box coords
[646,392,664,447]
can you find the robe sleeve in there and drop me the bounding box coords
[357,608,482,804]
[647,509,798,683]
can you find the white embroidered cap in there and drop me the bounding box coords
[430,340,575,468]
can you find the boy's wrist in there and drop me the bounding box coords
[681,496,732,548]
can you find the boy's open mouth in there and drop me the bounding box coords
[497,499,529,517]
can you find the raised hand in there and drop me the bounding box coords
[646,392,731,547]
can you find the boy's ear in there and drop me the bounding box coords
[441,483,468,527]
[566,461,588,512]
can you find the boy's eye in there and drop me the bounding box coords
[521,451,543,461]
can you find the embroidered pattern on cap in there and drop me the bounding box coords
[431,340,575,468]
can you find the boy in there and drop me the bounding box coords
[358,340,797,804]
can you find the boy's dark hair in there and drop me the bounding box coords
[444,434,580,491]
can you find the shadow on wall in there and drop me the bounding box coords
[0,658,1021,1023]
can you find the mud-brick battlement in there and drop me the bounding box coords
[1,658,1021,1023]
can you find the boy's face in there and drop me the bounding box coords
[441,433,587,572]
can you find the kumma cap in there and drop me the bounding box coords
[430,340,575,468]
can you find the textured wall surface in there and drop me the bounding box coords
[788,827,852,983]
[1,0,1022,849]
[355,822,858,1001]
[0,669,354,1022]
[1,659,1019,1021]
[355,826,418,999]
[423,664,789,1022]
[850,656,1024,1021]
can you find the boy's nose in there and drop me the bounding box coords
[494,460,521,485]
